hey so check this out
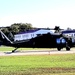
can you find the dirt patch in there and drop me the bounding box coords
[36,67,75,73]
[21,68,75,75]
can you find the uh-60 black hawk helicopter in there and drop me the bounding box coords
[0,26,75,52]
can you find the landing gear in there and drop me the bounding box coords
[66,46,70,51]
[66,42,70,51]
[57,47,61,51]
[12,48,18,52]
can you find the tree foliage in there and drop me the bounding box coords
[1,23,33,40]
[2,23,33,34]
[19,23,32,32]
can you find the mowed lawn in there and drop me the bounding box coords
[0,46,52,51]
[0,54,75,75]
[0,46,34,51]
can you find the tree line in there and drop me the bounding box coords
[1,23,35,40]
[1,23,34,34]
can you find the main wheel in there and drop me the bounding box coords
[57,47,61,51]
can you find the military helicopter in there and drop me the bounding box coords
[0,26,75,52]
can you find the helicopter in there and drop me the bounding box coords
[0,26,75,52]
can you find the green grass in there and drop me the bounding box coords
[0,46,14,51]
[0,46,74,52]
[0,46,52,51]
[0,46,35,51]
[0,54,75,75]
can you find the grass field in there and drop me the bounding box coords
[0,53,75,75]
[0,46,52,51]
[0,46,75,52]
[0,46,75,75]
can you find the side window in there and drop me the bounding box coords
[23,34,28,38]
[33,34,34,36]
[31,34,34,37]
[71,34,73,37]
[31,34,33,37]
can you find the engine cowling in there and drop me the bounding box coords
[56,38,66,44]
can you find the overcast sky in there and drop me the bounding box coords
[0,0,75,29]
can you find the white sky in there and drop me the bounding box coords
[0,0,75,29]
